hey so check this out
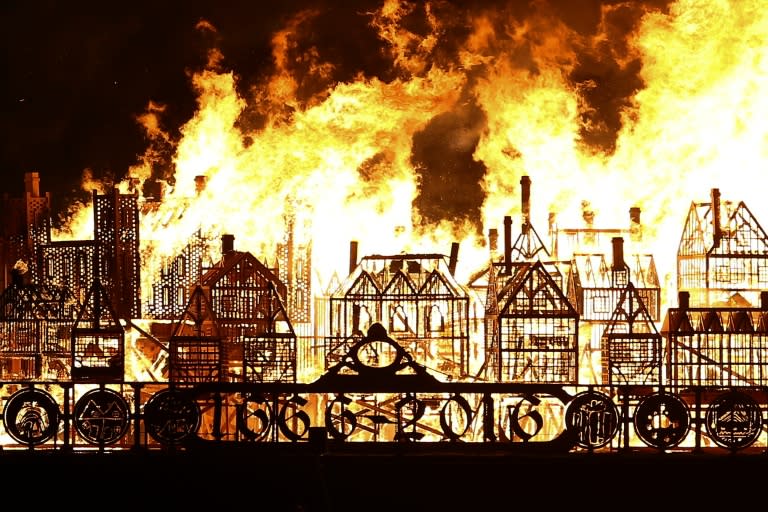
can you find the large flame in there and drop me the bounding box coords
[53,0,768,310]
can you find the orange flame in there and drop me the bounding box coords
[54,0,768,312]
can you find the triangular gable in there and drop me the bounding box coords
[496,262,531,306]
[203,251,286,298]
[605,282,660,334]
[417,269,464,297]
[344,270,382,297]
[628,254,660,288]
[509,224,551,262]
[499,260,577,316]
[757,312,768,333]
[728,310,754,333]
[260,281,296,335]
[715,202,768,255]
[73,279,122,332]
[664,310,693,334]
[699,310,723,332]
[572,254,610,288]
[172,285,220,338]
[678,202,709,255]
[382,270,417,296]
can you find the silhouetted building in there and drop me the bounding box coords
[93,188,141,319]
[326,248,471,379]
[678,188,768,307]
[199,235,296,382]
[0,172,51,289]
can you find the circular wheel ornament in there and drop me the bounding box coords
[705,391,762,450]
[3,388,60,446]
[143,389,201,445]
[634,392,690,449]
[74,388,130,445]
[565,391,619,449]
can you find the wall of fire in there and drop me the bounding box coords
[3,172,768,390]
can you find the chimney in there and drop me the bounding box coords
[678,291,689,309]
[611,237,625,271]
[25,172,40,197]
[503,215,512,274]
[711,188,722,244]
[520,175,531,232]
[629,207,642,242]
[488,228,498,259]
[221,234,235,257]
[195,175,208,195]
[448,242,459,275]
[349,241,358,274]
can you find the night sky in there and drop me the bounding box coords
[1,0,671,222]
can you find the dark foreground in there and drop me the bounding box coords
[2,444,765,510]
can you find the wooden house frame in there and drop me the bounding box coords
[0,272,77,379]
[487,260,579,383]
[325,252,470,379]
[601,282,662,386]
[567,237,660,383]
[662,291,768,389]
[200,243,296,383]
[677,188,768,307]
[168,285,222,385]
[70,278,125,382]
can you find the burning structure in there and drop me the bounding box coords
[677,188,768,307]
[324,245,471,379]
[0,170,766,455]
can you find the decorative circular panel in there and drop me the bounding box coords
[74,388,130,445]
[565,391,619,449]
[634,392,690,449]
[143,389,201,444]
[3,388,59,446]
[705,391,762,450]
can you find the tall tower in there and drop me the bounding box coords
[0,172,51,289]
[93,187,141,319]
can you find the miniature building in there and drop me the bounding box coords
[662,291,768,388]
[486,259,579,383]
[242,280,296,383]
[93,188,141,319]
[0,265,77,379]
[677,188,768,307]
[40,240,97,308]
[468,176,571,381]
[200,235,296,382]
[168,285,222,385]
[71,278,125,382]
[145,230,215,319]
[276,208,312,324]
[275,210,312,378]
[568,237,660,383]
[0,172,51,290]
[601,281,662,386]
[325,247,470,379]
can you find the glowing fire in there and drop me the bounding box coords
[52,0,768,316]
